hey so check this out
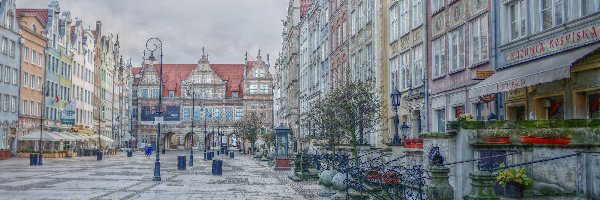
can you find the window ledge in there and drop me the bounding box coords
[448,68,466,75]
[470,60,489,69]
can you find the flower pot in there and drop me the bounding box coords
[382,173,399,184]
[0,150,12,160]
[366,172,381,180]
[484,136,511,144]
[504,182,524,198]
[520,137,571,145]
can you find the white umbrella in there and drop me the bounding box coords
[20,131,62,141]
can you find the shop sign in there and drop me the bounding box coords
[496,79,526,92]
[61,101,76,124]
[506,23,599,64]
[475,70,494,80]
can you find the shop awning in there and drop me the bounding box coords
[470,44,600,98]
[20,131,63,141]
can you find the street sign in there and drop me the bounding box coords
[154,117,164,123]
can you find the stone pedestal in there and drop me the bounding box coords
[465,172,499,200]
[426,166,454,200]
[274,157,291,171]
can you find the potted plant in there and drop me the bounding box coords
[520,128,571,145]
[480,129,511,144]
[496,165,532,198]
[404,138,424,148]
[382,172,399,184]
[365,168,381,181]
[457,113,475,122]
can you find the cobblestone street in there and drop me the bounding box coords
[0,151,326,200]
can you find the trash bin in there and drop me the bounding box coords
[229,151,234,159]
[29,153,38,166]
[177,155,186,170]
[212,159,223,176]
[207,152,213,160]
[97,151,103,161]
[127,151,133,157]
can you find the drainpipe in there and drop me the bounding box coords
[14,37,23,156]
[490,0,503,120]
[423,0,429,132]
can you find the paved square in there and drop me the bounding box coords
[0,151,329,200]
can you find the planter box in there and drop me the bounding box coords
[43,153,59,158]
[17,152,30,158]
[0,150,12,160]
[520,137,571,145]
[484,136,511,144]
[66,152,74,157]
[382,173,399,184]
[404,143,424,148]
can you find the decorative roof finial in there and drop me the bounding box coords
[199,47,209,63]
[245,51,248,61]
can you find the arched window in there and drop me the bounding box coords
[6,12,15,30]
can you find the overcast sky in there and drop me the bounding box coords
[17,0,288,65]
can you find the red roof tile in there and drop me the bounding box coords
[16,9,49,26]
[131,63,245,98]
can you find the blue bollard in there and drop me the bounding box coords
[177,155,186,170]
[230,151,234,159]
[127,151,133,157]
[29,153,38,166]
[212,159,223,176]
[203,152,207,160]
[97,151,103,161]
[207,152,213,160]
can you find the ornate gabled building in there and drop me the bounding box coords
[131,50,273,151]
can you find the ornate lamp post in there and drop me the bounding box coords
[97,106,105,160]
[401,122,410,141]
[390,87,402,145]
[183,80,195,166]
[146,37,163,181]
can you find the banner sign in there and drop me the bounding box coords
[141,106,180,125]
[61,101,76,124]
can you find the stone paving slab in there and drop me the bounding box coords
[0,151,328,200]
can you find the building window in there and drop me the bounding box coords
[12,69,17,85]
[261,85,269,93]
[23,100,28,115]
[436,109,446,132]
[412,45,423,86]
[389,4,399,41]
[390,56,399,90]
[24,47,29,62]
[399,0,409,36]
[367,0,373,23]
[400,52,410,90]
[232,91,238,98]
[351,11,356,35]
[432,36,446,78]
[412,0,423,29]
[226,108,233,121]
[11,96,16,113]
[359,2,365,29]
[250,85,257,94]
[3,95,8,111]
[30,101,34,116]
[541,0,564,31]
[431,0,444,14]
[470,14,488,66]
[449,26,465,73]
[151,88,159,98]
[23,73,29,88]
[509,0,527,40]
[10,41,15,57]
[1,38,7,54]
[141,89,148,98]
[168,90,175,97]
[367,44,373,81]
[589,93,600,119]
[582,0,600,16]
[133,89,138,97]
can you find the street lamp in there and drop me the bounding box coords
[390,87,402,144]
[183,80,195,166]
[97,106,105,160]
[401,122,409,141]
[147,37,163,182]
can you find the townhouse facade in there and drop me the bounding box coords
[17,8,46,140]
[0,0,21,150]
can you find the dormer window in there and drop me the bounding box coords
[168,90,175,97]
[232,91,238,98]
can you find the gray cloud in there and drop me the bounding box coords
[17,0,287,65]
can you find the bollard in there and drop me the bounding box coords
[426,166,454,200]
[177,155,186,170]
[38,154,43,165]
[127,151,133,157]
[208,152,213,160]
[212,159,223,176]
[29,153,38,166]
[97,151,103,161]
[229,151,234,158]
[203,152,207,160]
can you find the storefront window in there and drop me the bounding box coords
[436,109,445,132]
[508,105,526,121]
[589,93,600,119]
